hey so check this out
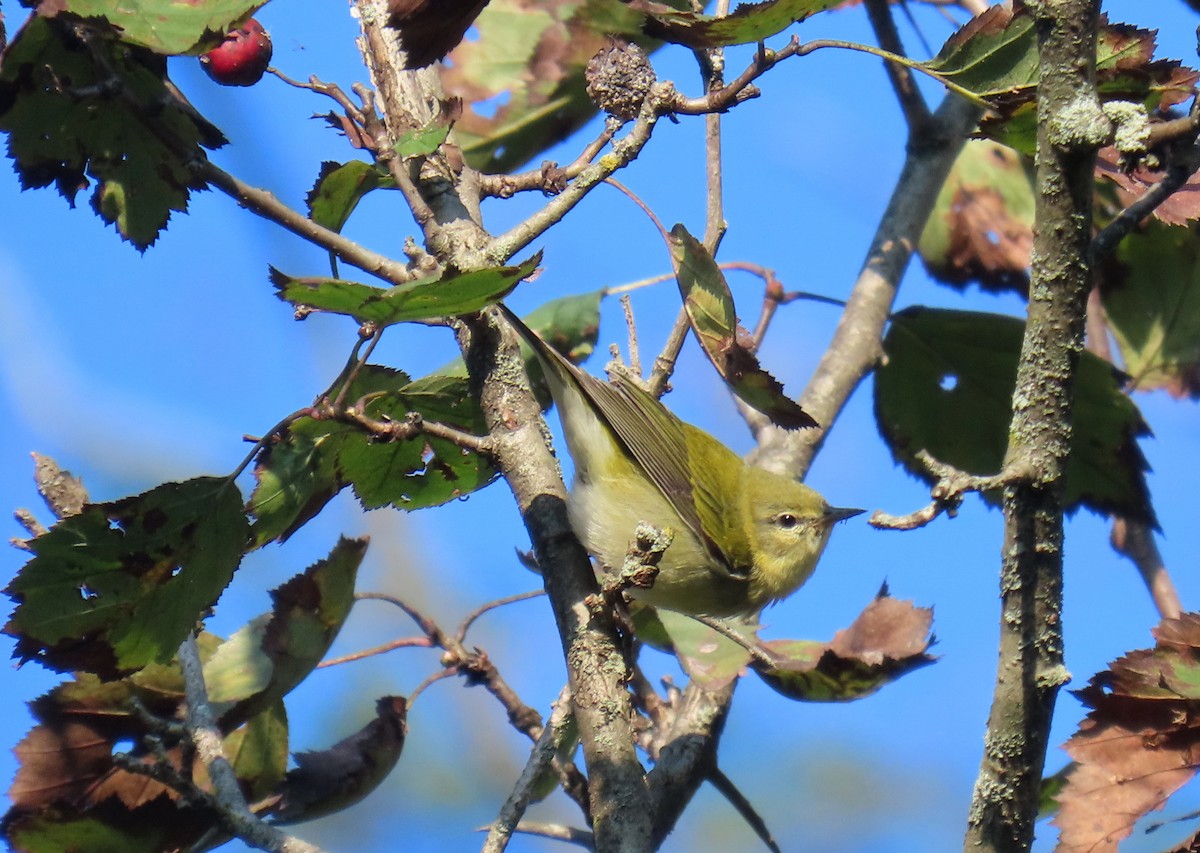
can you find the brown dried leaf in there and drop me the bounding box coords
[388,0,490,69]
[919,139,1034,294]
[1055,719,1200,852]
[827,593,935,664]
[272,696,408,824]
[1054,616,1200,851]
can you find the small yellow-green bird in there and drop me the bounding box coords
[499,304,862,618]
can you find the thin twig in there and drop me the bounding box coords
[1111,519,1182,620]
[483,686,576,853]
[505,822,596,849]
[192,160,414,286]
[330,408,495,455]
[486,98,663,263]
[864,0,933,132]
[1091,140,1200,260]
[869,450,1014,531]
[315,636,432,669]
[455,589,547,643]
[692,616,779,669]
[604,178,670,244]
[708,767,781,853]
[478,123,619,199]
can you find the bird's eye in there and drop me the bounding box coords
[775,513,799,529]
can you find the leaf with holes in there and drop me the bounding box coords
[4,478,249,677]
[918,139,1034,295]
[670,224,817,429]
[249,366,497,543]
[874,307,1156,526]
[0,18,226,250]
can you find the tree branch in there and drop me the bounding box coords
[964,1,1105,848]
[178,634,323,853]
[746,93,982,477]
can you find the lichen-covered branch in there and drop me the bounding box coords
[963,1,1105,849]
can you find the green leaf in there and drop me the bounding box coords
[638,0,843,48]
[670,224,817,429]
[249,366,497,543]
[36,0,266,54]
[204,537,365,722]
[272,252,542,325]
[874,307,1156,526]
[753,592,936,702]
[1100,221,1200,398]
[918,139,1034,294]
[926,5,1198,153]
[306,160,391,235]
[394,122,451,158]
[219,701,290,802]
[633,606,754,690]
[5,478,250,676]
[0,18,226,250]
[5,805,174,853]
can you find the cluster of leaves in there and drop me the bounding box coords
[0,1,272,248]
[2,519,410,852]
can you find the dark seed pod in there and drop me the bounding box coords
[585,41,656,121]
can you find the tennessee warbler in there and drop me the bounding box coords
[500,304,862,617]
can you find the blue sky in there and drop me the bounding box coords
[2,2,1199,851]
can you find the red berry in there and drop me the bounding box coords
[200,18,273,87]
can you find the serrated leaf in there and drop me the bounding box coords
[0,17,226,249]
[1054,615,1200,852]
[272,252,541,325]
[633,606,754,690]
[36,0,266,54]
[874,307,1156,526]
[752,593,935,702]
[1099,221,1200,398]
[204,537,365,723]
[930,4,1199,153]
[4,477,249,676]
[636,0,843,48]
[918,139,1034,295]
[249,366,497,543]
[670,224,817,429]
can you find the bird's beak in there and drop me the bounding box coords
[825,506,866,524]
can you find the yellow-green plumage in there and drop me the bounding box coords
[500,304,861,617]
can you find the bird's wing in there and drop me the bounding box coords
[587,373,734,573]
